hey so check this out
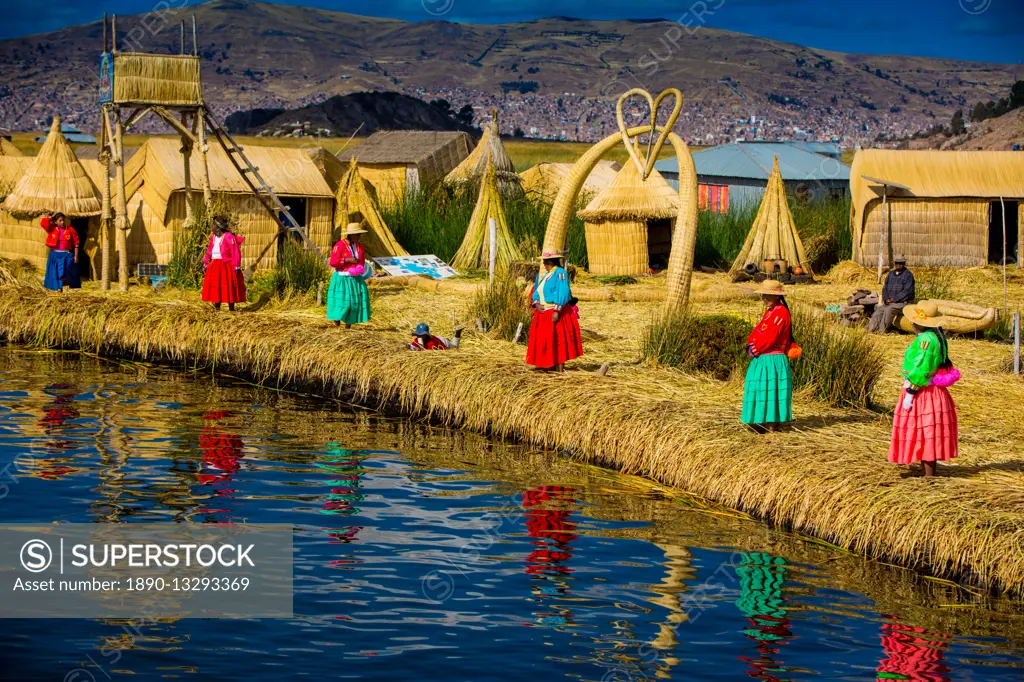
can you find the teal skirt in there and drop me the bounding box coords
[326,272,371,324]
[741,354,793,425]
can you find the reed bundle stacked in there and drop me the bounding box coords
[1,117,101,219]
[444,109,522,197]
[451,158,522,272]
[333,158,407,257]
[576,161,679,276]
[729,156,812,280]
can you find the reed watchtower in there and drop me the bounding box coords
[97,14,322,290]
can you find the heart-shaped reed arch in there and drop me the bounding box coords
[541,88,699,309]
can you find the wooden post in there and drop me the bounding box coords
[316,281,323,306]
[99,107,112,291]
[196,111,213,208]
[181,113,194,226]
[512,322,524,344]
[1014,312,1021,376]
[488,216,497,285]
[1001,196,1007,316]
[179,21,185,54]
[111,106,130,290]
[876,189,887,284]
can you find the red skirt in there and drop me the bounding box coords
[889,385,958,464]
[525,308,583,369]
[201,259,246,304]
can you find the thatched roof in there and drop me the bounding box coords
[74,144,139,164]
[576,161,678,222]
[451,158,522,272]
[125,138,333,213]
[305,146,349,193]
[850,150,1024,250]
[0,157,35,202]
[334,158,407,258]
[521,160,621,204]
[1,117,101,218]
[730,156,812,278]
[0,138,23,157]
[338,130,470,181]
[444,110,521,196]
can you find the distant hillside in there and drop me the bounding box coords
[0,0,1018,143]
[908,108,1024,150]
[226,92,476,136]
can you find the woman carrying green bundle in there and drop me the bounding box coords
[742,280,800,432]
[326,222,372,328]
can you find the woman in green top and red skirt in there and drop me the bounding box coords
[889,301,959,477]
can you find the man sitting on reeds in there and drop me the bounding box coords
[867,255,915,334]
[408,323,462,351]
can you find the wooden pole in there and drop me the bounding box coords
[192,15,198,56]
[180,21,185,55]
[1002,196,1007,316]
[196,111,213,208]
[1014,311,1021,376]
[112,15,117,52]
[488,216,497,285]
[103,13,108,53]
[99,107,112,291]
[876,189,887,284]
[181,113,194,226]
[111,106,130,290]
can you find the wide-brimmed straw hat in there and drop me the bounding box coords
[537,250,566,262]
[345,222,367,236]
[902,300,946,328]
[752,279,786,297]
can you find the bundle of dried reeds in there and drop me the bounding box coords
[0,138,23,157]
[450,158,523,272]
[333,158,407,257]
[0,117,101,218]
[112,53,203,105]
[444,109,522,197]
[729,156,813,279]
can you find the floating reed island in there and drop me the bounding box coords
[0,275,1022,598]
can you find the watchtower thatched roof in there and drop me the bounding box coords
[1,117,101,218]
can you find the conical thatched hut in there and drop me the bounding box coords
[576,162,679,275]
[451,158,522,272]
[305,146,349,194]
[444,110,521,197]
[1,117,101,219]
[729,156,813,279]
[521,160,621,205]
[332,158,407,258]
[0,138,23,157]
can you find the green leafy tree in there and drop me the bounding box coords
[951,109,965,135]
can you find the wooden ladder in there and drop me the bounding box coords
[201,105,330,276]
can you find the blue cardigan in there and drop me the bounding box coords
[532,266,572,310]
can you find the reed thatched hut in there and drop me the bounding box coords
[123,138,334,271]
[444,110,521,196]
[0,118,104,275]
[730,156,813,279]
[521,160,621,205]
[338,131,471,207]
[576,162,679,275]
[851,150,1024,268]
[333,158,407,258]
[451,159,522,272]
[304,146,349,194]
[0,138,23,156]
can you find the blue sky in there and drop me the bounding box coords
[2,0,1022,64]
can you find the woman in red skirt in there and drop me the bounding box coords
[889,301,959,477]
[201,216,246,311]
[525,251,583,372]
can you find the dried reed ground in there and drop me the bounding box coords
[1,264,1022,596]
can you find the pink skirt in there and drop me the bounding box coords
[889,385,958,464]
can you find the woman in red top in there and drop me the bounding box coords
[41,213,81,291]
[742,280,795,431]
[201,216,246,311]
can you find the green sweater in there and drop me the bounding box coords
[901,330,945,388]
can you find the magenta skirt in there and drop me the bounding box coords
[889,385,958,464]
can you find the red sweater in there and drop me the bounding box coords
[747,304,792,356]
[41,217,79,251]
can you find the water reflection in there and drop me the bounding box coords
[523,485,578,630]
[736,553,793,681]
[37,383,80,479]
[876,617,951,682]
[318,445,366,545]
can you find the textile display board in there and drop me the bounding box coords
[699,184,729,214]
[98,53,113,103]
[372,255,459,279]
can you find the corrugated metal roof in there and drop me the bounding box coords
[787,141,842,156]
[654,143,850,182]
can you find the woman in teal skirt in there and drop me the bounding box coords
[326,222,372,328]
[742,280,797,432]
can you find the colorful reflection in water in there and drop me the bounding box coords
[0,348,1021,681]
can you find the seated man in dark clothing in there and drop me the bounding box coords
[867,254,915,333]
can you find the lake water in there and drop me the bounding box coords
[0,347,1021,681]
